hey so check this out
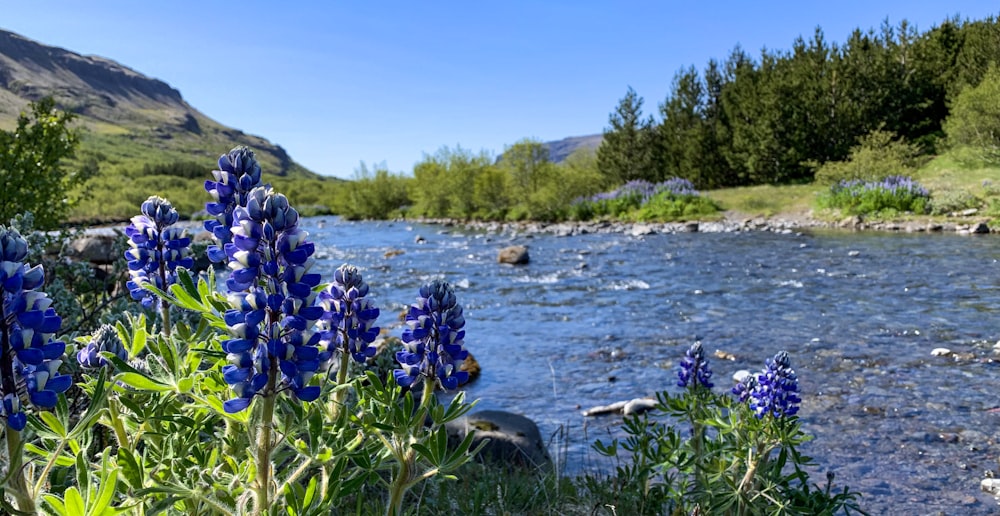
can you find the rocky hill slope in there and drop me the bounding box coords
[0,28,315,177]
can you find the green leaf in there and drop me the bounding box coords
[117,448,143,490]
[69,370,108,439]
[64,487,85,516]
[42,494,67,515]
[129,324,148,359]
[177,377,194,393]
[87,469,118,516]
[116,372,172,392]
[39,411,67,438]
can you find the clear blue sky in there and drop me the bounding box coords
[3,1,998,178]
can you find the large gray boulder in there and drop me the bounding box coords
[69,234,121,264]
[446,410,551,470]
[497,245,530,265]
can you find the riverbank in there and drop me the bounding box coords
[415,209,995,238]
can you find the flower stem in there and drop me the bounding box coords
[253,365,278,514]
[5,424,35,513]
[158,258,171,338]
[107,396,131,452]
[385,448,413,516]
[330,335,351,419]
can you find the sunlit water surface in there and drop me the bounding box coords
[301,217,1000,514]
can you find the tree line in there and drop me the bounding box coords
[597,15,1000,188]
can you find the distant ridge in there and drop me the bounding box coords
[544,134,602,162]
[0,28,316,177]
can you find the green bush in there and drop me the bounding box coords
[944,62,1000,164]
[635,191,719,221]
[818,176,930,215]
[813,130,923,185]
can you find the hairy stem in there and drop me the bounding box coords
[158,249,171,338]
[5,425,35,513]
[253,357,279,515]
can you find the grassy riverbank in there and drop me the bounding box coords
[704,152,1000,227]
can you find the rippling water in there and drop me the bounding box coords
[302,217,1000,514]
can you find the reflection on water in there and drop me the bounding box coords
[303,217,1000,513]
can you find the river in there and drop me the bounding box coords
[300,216,1000,514]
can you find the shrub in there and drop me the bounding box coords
[818,175,930,215]
[944,63,1000,164]
[571,178,718,221]
[813,130,923,185]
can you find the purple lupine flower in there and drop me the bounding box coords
[394,280,469,391]
[219,186,325,413]
[77,324,127,369]
[740,351,801,419]
[677,341,713,389]
[124,196,194,308]
[0,227,71,431]
[204,146,264,262]
[317,264,381,368]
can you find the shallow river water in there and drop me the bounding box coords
[302,217,1000,514]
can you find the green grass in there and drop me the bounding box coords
[703,148,1000,223]
[705,183,824,218]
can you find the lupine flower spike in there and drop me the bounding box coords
[219,186,325,413]
[124,196,193,309]
[77,324,127,369]
[204,146,264,262]
[394,280,469,391]
[0,227,71,431]
[318,264,381,372]
[678,341,713,389]
[733,351,801,419]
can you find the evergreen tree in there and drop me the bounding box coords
[597,87,656,184]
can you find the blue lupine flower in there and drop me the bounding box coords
[731,374,758,404]
[0,227,71,431]
[219,186,325,413]
[737,351,801,419]
[124,196,194,308]
[678,341,713,389]
[204,146,264,262]
[394,280,469,391]
[77,324,127,369]
[318,264,381,367]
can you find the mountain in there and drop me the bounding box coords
[0,28,316,178]
[544,134,603,163]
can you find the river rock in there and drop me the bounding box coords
[840,215,862,228]
[446,410,552,470]
[460,352,481,384]
[629,224,656,237]
[981,478,1000,495]
[930,348,952,357]
[497,245,529,265]
[69,234,120,264]
[733,370,752,384]
[623,398,657,415]
[582,397,657,417]
[581,400,628,416]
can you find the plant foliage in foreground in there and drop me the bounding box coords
[588,343,865,515]
[0,145,862,515]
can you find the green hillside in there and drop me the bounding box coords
[0,28,341,224]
